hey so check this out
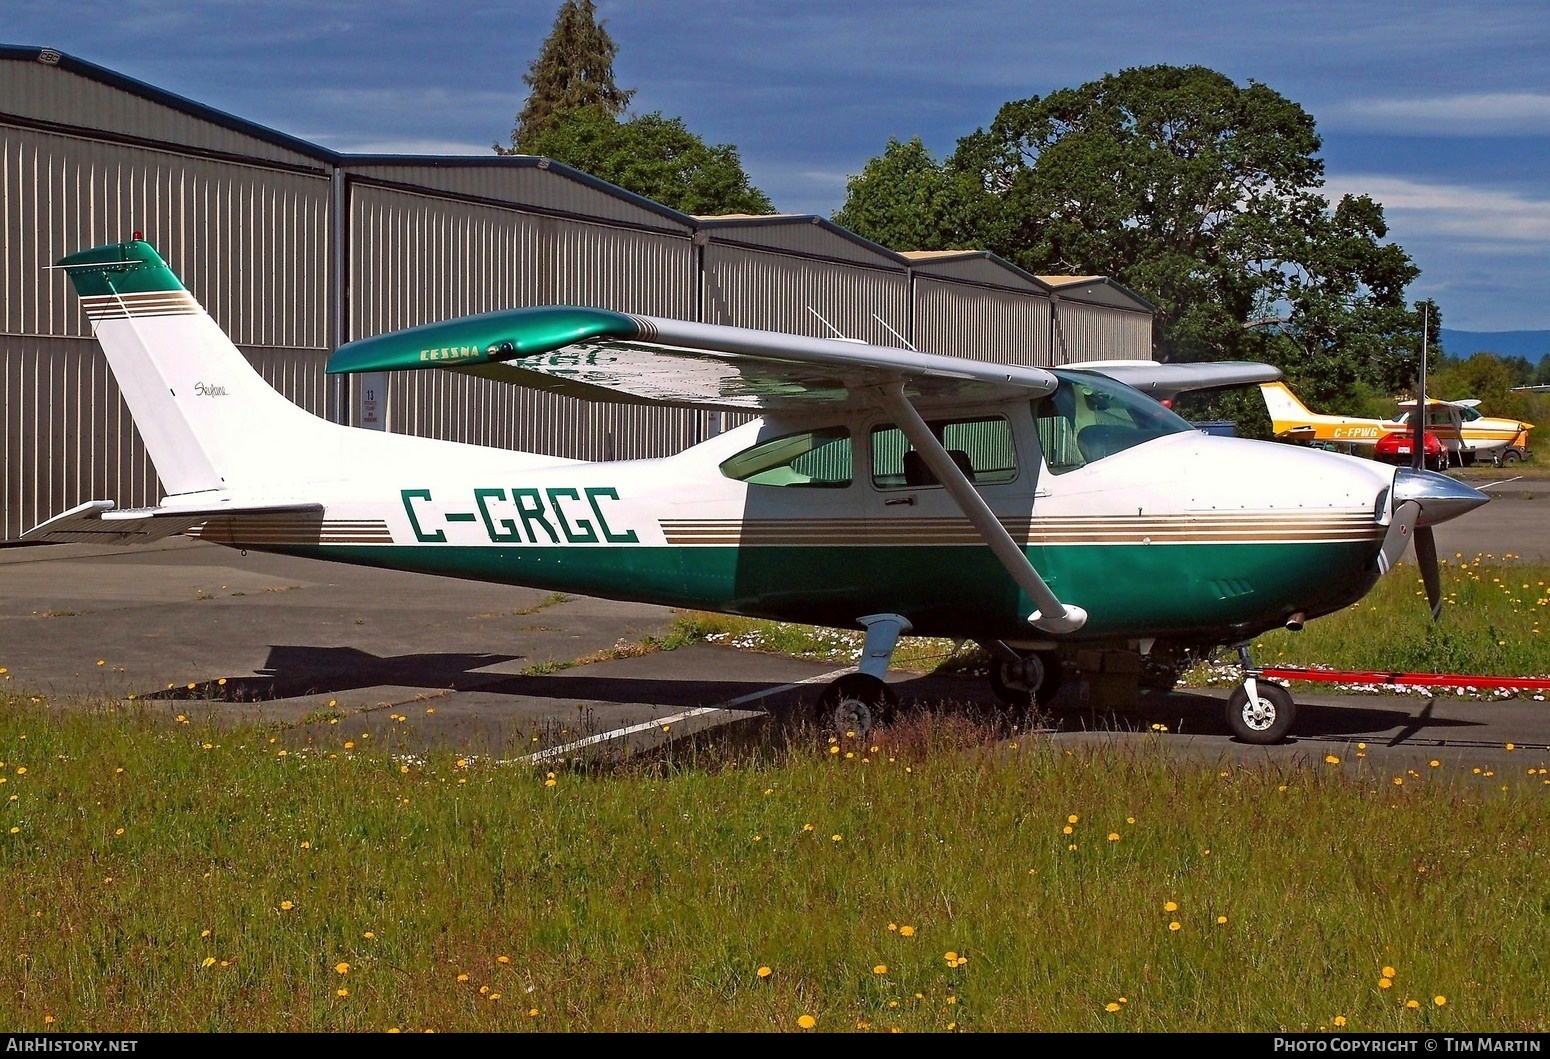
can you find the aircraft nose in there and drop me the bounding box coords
[1390,467,1490,526]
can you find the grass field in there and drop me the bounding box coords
[1,554,1547,1033]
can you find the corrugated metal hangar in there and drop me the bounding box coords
[0,45,1156,542]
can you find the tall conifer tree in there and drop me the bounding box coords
[496,0,633,155]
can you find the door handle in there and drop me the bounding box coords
[885,495,917,506]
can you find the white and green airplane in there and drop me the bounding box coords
[26,237,1489,744]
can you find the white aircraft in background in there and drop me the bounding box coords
[26,237,1489,744]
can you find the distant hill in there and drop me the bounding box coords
[1438,329,1550,360]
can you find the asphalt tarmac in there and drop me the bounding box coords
[2,482,1547,780]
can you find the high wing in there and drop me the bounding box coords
[327,307,1060,413]
[1072,360,1282,402]
[329,305,1088,633]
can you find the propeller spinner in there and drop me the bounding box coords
[1376,467,1490,618]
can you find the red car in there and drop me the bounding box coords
[1374,429,1447,470]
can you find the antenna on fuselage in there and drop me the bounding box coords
[807,307,863,343]
[871,313,918,352]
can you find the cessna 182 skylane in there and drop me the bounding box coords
[26,238,1490,744]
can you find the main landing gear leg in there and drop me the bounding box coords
[1227,644,1295,745]
[814,613,909,736]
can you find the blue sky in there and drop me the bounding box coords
[11,1,1550,332]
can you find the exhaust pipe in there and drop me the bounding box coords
[1285,611,1306,632]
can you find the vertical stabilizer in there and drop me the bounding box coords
[1258,381,1316,423]
[56,239,332,496]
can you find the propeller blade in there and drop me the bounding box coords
[1415,524,1442,620]
[1376,499,1421,576]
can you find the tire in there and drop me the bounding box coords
[987,650,1063,705]
[1225,682,1295,745]
[1502,448,1523,465]
[815,673,896,736]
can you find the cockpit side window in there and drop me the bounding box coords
[719,427,853,487]
[870,416,1016,488]
[1034,371,1192,473]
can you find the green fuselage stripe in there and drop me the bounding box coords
[240,540,1380,644]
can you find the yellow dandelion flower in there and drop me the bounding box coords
[456,973,469,982]
[1379,977,1393,989]
[336,962,351,974]
[1169,921,1181,931]
[899,925,915,937]
[1164,901,1178,912]
[797,1014,817,1029]
[828,745,840,755]
[1405,999,1420,1009]
[114,828,124,836]
[1434,995,1446,1006]
[1393,776,1404,786]
[301,841,310,849]
[1106,1002,1121,1013]
[1429,760,1440,768]
[97,660,105,667]
[832,834,843,842]
[802,823,814,832]
[337,988,348,997]
[1506,743,1515,751]
[344,741,355,750]
[1382,966,1396,978]
[363,931,374,939]
[496,955,510,964]
[1067,814,1079,823]
[1063,825,1073,835]
[280,900,294,911]
[1325,754,1341,764]
[1334,1015,1347,1027]
[757,966,772,979]
[202,957,216,968]
[201,929,211,938]
[328,699,337,707]
[1107,832,1120,841]
[544,776,556,788]
[488,993,500,1001]
[528,1008,539,1018]
[873,964,888,975]
[1217,915,1228,924]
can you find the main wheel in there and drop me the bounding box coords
[1225,682,1295,744]
[987,650,1063,705]
[815,673,896,736]
[1501,448,1523,465]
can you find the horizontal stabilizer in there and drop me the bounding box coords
[22,498,323,546]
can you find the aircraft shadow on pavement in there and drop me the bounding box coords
[128,644,1485,747]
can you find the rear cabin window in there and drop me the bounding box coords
[870,416,1017,488]
[719,427,853,487]
[1034,372,1192,474]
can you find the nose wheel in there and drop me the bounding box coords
[1227,645,1296,744]
[986,649,1063,705]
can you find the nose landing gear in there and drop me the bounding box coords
[1227,644,1296,744]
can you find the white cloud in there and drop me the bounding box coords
[1324,93,1550,135]
[1325,175,1550,243]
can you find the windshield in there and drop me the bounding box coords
[1034,370,1195,473]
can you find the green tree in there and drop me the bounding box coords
[841,65,1425,410]
[520,107,773,215]
[831,137,982,250]
[496,0,634,155]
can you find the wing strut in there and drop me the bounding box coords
[877,383,1087,634]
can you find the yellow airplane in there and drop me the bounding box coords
[1259,381,1533,467]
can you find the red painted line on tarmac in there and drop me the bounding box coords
[1260,666,1550,691]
